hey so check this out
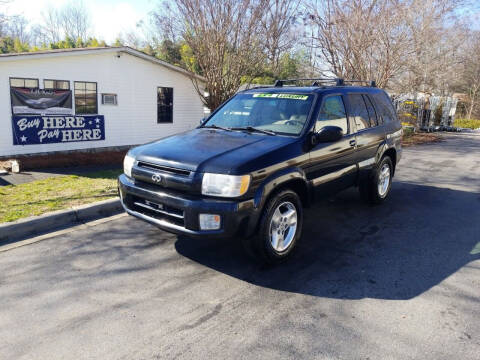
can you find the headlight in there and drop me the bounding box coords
[202,173,250,197]
[123,153,135,178]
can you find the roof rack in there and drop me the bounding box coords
[274,78,341,87]
[273,78,376,88]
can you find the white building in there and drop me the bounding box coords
[0,47,205,161]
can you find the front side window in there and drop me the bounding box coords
[10,77,39,89]
[348,94,370,131]
[204,93,314,135]
[74,81,97,114]
[158,87,173,123]
[316,95,348,134]
[44,79,70,90]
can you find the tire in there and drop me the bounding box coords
[243,189,303,264]
[359,156,393,205]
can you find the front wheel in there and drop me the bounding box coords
[243,189,303,264]
[359,156,393,205]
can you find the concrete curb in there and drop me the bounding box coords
[0,198,123,243]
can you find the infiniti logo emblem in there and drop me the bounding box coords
[151,173,162,183]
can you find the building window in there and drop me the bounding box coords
[10,77,39,89]
[157,87,173,123]
[74,81,97,114]
[44,79,70,90]
[102,93,118,105]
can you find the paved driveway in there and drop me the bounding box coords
[0,133,479,360]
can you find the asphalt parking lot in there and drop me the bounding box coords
[0,133,479,360]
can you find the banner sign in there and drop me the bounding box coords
[12,115,105,145]
[11,88,73,115]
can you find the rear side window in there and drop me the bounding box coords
[372,92,397,123]
[363,95,378,126]
[348,94,370,131]
[316,95,348,134]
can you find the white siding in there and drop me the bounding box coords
[0,51,204,156]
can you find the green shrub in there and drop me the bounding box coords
[403,127,415,137]
[454,118,480,129]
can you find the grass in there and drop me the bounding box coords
[454,118,480,129]
[0,169,122,223]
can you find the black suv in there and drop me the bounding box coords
[119,78,402,263]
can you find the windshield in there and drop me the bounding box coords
[204,93,314,135]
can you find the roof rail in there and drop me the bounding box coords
[273,78,376,88]
[274,78,342,87]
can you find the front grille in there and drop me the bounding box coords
[137,161,191,176]
[129,195,185,227]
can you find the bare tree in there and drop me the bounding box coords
[457,32,480,119]
[29,24,49,47]
[0,0,13,35]
[155,0,268,111]
[305,0,412,88]
[40,6,62,43]
[6,15,30,43]
[60,0,91,42]
[149,1,181,44]
[260,0,301,77]
[39,1,91,44]
[393,0,465,94]
[304,0,464,91]
[122,30,144,48]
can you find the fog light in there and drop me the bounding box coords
[199,214,221,230]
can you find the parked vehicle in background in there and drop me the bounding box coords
[119,78,402,264]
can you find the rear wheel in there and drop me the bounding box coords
[243,189,303,264]
[359,156,393,204]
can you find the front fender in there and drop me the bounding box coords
[252,167,310,209]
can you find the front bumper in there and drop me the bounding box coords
[118,174,259,238]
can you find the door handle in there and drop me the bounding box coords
[349,139,356,147]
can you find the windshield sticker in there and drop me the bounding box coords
[252,93,308,100]
[252,93,278,98]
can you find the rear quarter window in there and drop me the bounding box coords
[372,92,397,123]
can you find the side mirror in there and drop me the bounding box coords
[199,117,207,125]
[311,126,343,145]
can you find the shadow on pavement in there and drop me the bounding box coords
[175,182,480,300]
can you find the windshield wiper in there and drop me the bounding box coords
[202,124,232,131]
[231,126,276,136]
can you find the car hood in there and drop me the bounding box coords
[131,128,297,174]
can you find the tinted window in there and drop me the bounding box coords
[158,87,173,123]
[75,81,97,114]
[363,95,378,126]
[316,95,348,134]
[348,94,370,131]
[372,92,397,123]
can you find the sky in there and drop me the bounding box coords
[4,0,159,42]
[4,0,480,42]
